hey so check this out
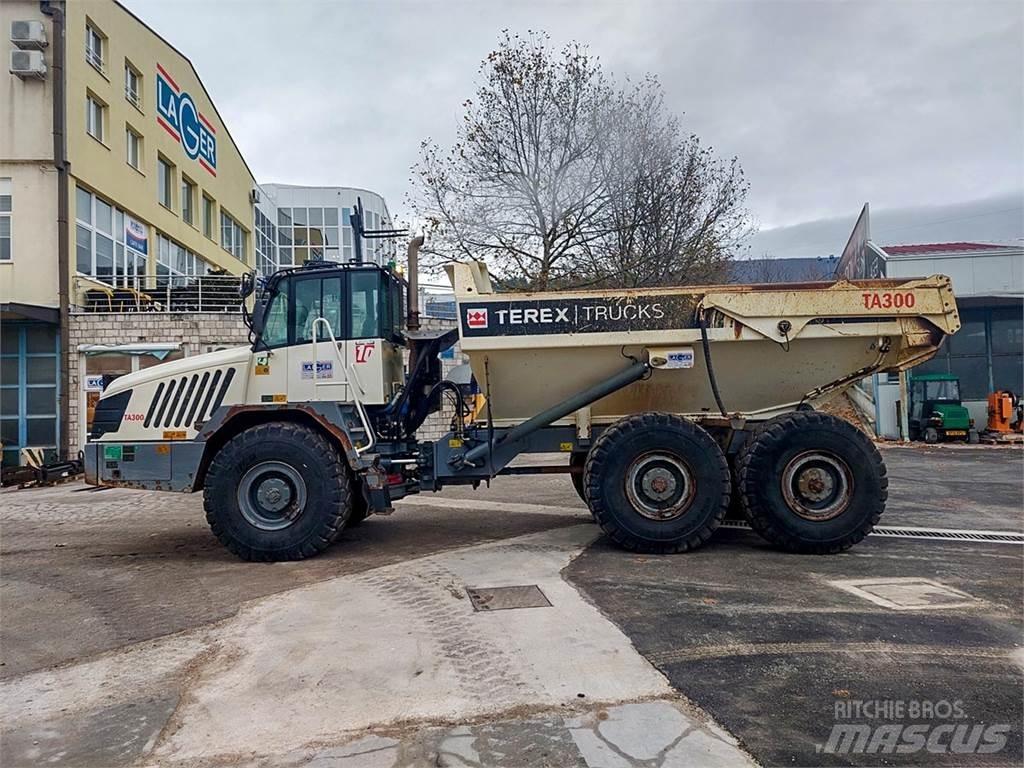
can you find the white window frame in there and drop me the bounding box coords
[86,94,105,143]
[157,156,174,210]
[181,176,196,226]
[124,61,141,109]
[74,186,147,288]
[85,23,104,73]
[156,234,208,286]
[202,195,215,239]
[125,126,141,170]
[220,210,246,260]
[0,178,11,261]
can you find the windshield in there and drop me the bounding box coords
[925,380,960,401]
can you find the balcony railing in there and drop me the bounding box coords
[72,274,245,314]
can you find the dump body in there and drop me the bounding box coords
[448,262,960,425]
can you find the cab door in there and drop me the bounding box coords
[287,273,351,403]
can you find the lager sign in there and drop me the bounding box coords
[156,64,217,176]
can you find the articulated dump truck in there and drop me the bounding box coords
[84,241,960,561]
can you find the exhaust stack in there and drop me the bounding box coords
[406,235,424,332]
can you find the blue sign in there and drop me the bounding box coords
[125,214,148,254]
[156,65,217,176]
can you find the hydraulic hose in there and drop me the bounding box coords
[699,312,728,417]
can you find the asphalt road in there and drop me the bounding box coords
[565,445,1024,767]
[1,443,1021,767]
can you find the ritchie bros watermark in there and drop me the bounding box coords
[816,697,1010,756]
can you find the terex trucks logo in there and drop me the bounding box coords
[466,308,488,329]
[156,64,217,176]
[460,295,700,337]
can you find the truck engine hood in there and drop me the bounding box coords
[101,345,252,398]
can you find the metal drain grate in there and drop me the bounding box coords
[466,585,552,612]
[718,519,1024,545]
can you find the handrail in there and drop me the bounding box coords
[310,317,376,455]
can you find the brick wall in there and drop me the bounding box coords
[67,312,250,455]
[411,317,461,441]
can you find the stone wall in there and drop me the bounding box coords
[67,312,250,455]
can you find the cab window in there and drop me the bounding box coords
[294,276,344,344]
[350,271,380,340]
[261,291,289,348]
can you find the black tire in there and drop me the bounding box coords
[570,451,588,504]
[924,426,939,444]
[346,485,370,528]
[736,411,887,554]
[204,422,351,561]
[584,413,730,553]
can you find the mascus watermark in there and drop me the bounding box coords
[816,699,1010,756]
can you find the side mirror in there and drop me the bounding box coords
[239,271,257,299]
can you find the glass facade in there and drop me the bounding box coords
[75,186,147,288]
[913,306,1024,400]
[156,234,209,287]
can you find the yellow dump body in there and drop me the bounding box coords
[446,262,960,425]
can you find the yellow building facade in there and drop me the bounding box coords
[2,0,259,467]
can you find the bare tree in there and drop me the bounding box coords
[579,77,748,288]
[409,32,750,290]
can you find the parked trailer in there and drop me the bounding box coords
[83,243,960,560]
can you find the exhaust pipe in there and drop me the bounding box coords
[406,235,424,332]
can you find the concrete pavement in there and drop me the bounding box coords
[0,524,753,767]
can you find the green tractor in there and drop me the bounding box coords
[908,372,979,444]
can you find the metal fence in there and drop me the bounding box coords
[72,274,245,313]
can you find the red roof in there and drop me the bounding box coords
[882,242,1016,255]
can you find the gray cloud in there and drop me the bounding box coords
[124,0,1023,244]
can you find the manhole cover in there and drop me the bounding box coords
[466,585,551,612]
[828,577,980,610]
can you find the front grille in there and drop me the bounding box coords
[143,368,237,430]
[90,389,133,440]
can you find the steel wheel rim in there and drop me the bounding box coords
[781,450,853,521]
[625,452,696,521]
[237,461,307,531]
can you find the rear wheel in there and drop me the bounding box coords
[570,451,588,503]
[736,411,886,554]
[584,413,729,553]
[204,422,351,561]
[924,426,939,444]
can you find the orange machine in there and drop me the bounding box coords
[986,391,1023,434]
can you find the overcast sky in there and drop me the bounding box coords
[125,0,1024,258]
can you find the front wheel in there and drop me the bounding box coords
[736,411,886,554]
[204,422,352,561]
[584,413,729,553]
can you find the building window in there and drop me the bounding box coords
[220,210,246,260]
[74,186,147,288]
[86,94,105,143]
[276,206,342,266]
[0,178,11,261]
[156,234,208,287]
[202,195,215,239]
[181,176,196,226]
[125,126,142,170]
[157,156,174,210]
[124,61,141,109]
[0,324,60,469]
[85,22,104,72]
[255,208,278,276]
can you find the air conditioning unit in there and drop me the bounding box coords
[10,49,46,80]
[11,20,47,50]
[249,188,261,205]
